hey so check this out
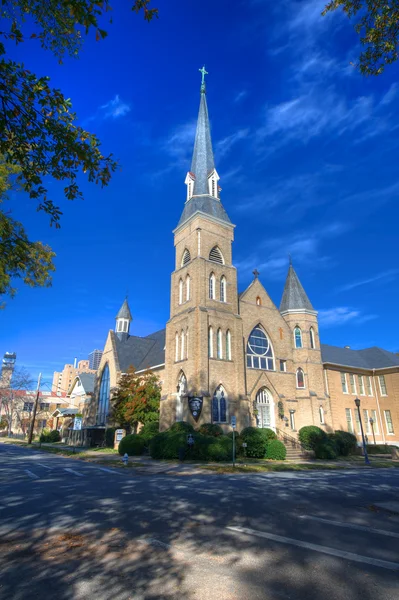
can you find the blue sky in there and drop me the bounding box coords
[2,0,399,387]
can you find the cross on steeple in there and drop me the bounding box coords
[199,65,208,91]
[253,269,259,279]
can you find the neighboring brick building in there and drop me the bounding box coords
[85,76,399,447]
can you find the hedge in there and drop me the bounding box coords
[265,439,286,460]
[314,440,338,460]
[198,423,223,438]
[169,421,194,434]
[366,444,394,454]
[139,421,160,443]
[40,429,61,443]
[330,430,357,456]
[240,427,267,458]
[118,434,146,456]
[149,430,234,462]
[298,426,327,450]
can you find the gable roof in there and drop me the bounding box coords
[78,372,95,393]
[113,329,166,373]
[321,344,399,369]
[280,265,314,313]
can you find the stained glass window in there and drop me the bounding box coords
[246,326,274,370]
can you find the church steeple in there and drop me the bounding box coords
[115,298,132,341]
[280,264,315,314]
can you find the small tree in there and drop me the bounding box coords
[111,367,161,433]
[0,366,34,435]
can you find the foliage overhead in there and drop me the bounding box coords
[111,367,161,432]
[323,1,399,75]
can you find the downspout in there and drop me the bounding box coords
[372,369,385,444]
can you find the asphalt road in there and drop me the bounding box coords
[0,443,399,600]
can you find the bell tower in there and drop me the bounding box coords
[160,68,247,430]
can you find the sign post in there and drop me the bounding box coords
[114,428,126,450]
[231,416,236,468]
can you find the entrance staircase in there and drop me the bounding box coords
[276,428,311,461]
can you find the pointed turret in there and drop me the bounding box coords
[177,67,231,229]
[115,298,132,341]
[280,264,315,314]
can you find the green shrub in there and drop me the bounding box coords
[118,434,146,456]
[206,436,233,462]
[265,439,287,460]
[149,432,188,459]
[139,421,160,443]
[40,429,61,443]
[366,444,393,454]
[169,421,194,433]
[331,430,357,456]
[315,440,338,460]
[198,423,224,438]
[259,428,277,443]
[299,426,327,450]
[149,431,233,462]
[105,427,116,448]
[240,427,267,458]
[149,432,168,459]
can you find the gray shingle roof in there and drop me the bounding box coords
[78,372,95,393]
[191,90,214,196]
[116,299,132,320]
[114,329,166,372]
[177,194,231,228]
[321,344,399,369]
[280,265,314,313]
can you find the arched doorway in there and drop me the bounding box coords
[255,387,275,430]
[176,372,187,422]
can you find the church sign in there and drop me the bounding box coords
[188,397,203,422]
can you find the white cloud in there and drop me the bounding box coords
[234,90,248,103]
[164,121,196,161]
[338,269,399,293]
[100,95,131,119]
[215,129,249,160]
[380,83,398,106]
[318,307,377,327]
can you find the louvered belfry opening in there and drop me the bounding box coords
[209,246,224,265]
[182,248,191,266]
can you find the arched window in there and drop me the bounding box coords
[97,364,110,425]
[209,272,216,299]
[212,385,227,423]
[209,246,224,265]
[176,372,187,422]
[182,248,191,267]
[186,275,191,301]
[255,387,274,429]
[208,326,213,358]
[217,328,223,359]
[294,326,303,348]
[296,368,305,389]
[256,296,262,306]
[309,327,315,349]
[220,276,227,302]
[175,332,179,362]
[226,330,231,360]
[180,330,185,361]
[246,325,274,370]
[179,279,183,305]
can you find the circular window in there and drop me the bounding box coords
[248,327,269,356]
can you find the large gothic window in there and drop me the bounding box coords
[212,385,227,423]
[97,364,110,425]
[246,325,274,370]
[294,327,303,348]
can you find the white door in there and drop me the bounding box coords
[256,388,275,430]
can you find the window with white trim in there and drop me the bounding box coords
[371,409,379,434]
[289,410,296,430]
[209,246,224,264]
[123,321,128,332]
[296,368,305,389]
[366,376,373,396]
[179,279,183,305]
[345,408,354,433]
[341,373,348,394]
[226,330,231,360]
[181,248,191,266]
[23,402,34,412]
[358,375,365,395]
[217,328,223,359]
[384,410,394,434]
[212,385,227,423]
[175,333,179,362]
[209,273,215,299]
[208,326,213,358]
[354,408,361,434]
[379,375,387,396]
[220,276,226,302]
[349,373,357,395]
[186,275,190,301]
[246,325,274,370]
[363,409,370,434]
[294,327,302,348]
[309,327,315,349]
[319,406,325,425]
[279,360,287,372]
[180,330,185,361]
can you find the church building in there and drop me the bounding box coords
[87,73,399,447]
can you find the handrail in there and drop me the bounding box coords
[275,427,307,452]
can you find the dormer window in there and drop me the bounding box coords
[208,169,220,198]
[185,172,195,202]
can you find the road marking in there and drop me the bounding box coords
[24,470,39,479]
[299,515,399,539]
[64,468,84,477]
[37,463,53,470]
[95,467,124,476]
[227,525,399,572]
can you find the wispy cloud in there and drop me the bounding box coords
[215,129,249,160]
[381,83,398,106]
[318,307,378,327]
[338,269,399,293]
[100,95,131,119]
[234,90,248,103]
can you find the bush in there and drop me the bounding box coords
[265,439,287,460]
[198,423,224,438]
[139,421,160,443]
[366,444,393,454]
[105,427,116,448]
[40,429,61,443]
[206,436,233,461]
[315,440,338,460]
[259,428,277,443]
[149,431,233,462]
[299,426,327,450]
[240,427,267,458]
[118,434,146,456]
[331,430,357,456]
[169,421,194,434]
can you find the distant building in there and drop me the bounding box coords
[88,350,103,371]
[0,352,16,388]
[52,360,95,395]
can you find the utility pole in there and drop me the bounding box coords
[27,373,42,445]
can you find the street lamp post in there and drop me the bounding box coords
[369,417,376,446]
[354,398,370,465]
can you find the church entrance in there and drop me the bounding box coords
[255,387,275,430]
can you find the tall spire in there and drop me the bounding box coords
[190,66,215,196]
[115,298,132,341]
[280,264,315,314]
